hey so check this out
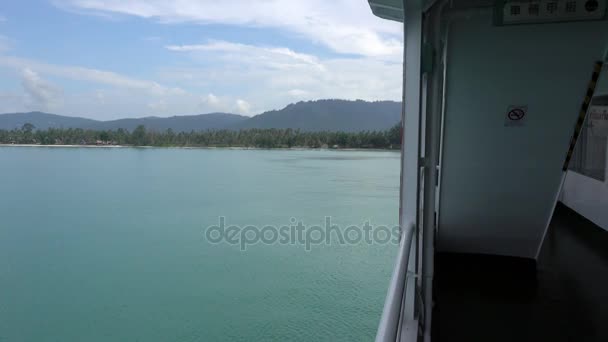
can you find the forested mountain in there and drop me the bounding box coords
[0,126,402,149]
[232,100,401,132]
[0,112,99,131]
[0,100,401,132]
[0,112,247,131]
[93,113,247,131]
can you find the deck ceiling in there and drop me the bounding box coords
[368,0,404,22]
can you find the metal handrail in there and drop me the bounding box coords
[375,221,416,342]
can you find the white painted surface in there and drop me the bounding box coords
[437,13,608,259]
[400,6,422,228]
[562,170,608,231]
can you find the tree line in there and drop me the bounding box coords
[0,123,402,149]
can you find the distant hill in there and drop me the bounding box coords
[0,100,401,132]
[233,100,401,132]
[92,113,247,132]
[0,112,248,132]
[0,112,99,131]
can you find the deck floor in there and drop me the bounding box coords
[432,203,608,341]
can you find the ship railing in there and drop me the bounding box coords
[375,221,418,342]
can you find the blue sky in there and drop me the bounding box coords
[0,0,402,119]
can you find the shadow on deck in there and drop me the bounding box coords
[432,203,608,341]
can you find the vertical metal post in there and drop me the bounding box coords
[400,0,424,329]
[400,1,423,237]
[421,3,446,341]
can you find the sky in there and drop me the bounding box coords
[0,0,403,119]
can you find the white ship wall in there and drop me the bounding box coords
[436,12,608,258]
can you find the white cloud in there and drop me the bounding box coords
[161,40,401,111]
[147,99,168,112]
[0,56,207,118]
[54,0,402,58]
[21,68,63,111]
[0,35,400,119]
[0,55,183,95]
[0,53,260,118]
[167,41,319,65]
[207,93,219,105]
[287,89,310,97]
[62,88,207,119]
[235,99,251,114]
[199,93,234,113]
[204,93,220,106]
[166,40,325,71]
[12,1,404,119]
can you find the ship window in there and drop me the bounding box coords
[566,1,577,12]
[569,99,608,182]
[547,2,558,13]
[529,4,540,15]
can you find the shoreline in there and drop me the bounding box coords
[0,144,399,152]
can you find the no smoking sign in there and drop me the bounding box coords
[505,105,528,127]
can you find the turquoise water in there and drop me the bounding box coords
[0,147,399,342]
